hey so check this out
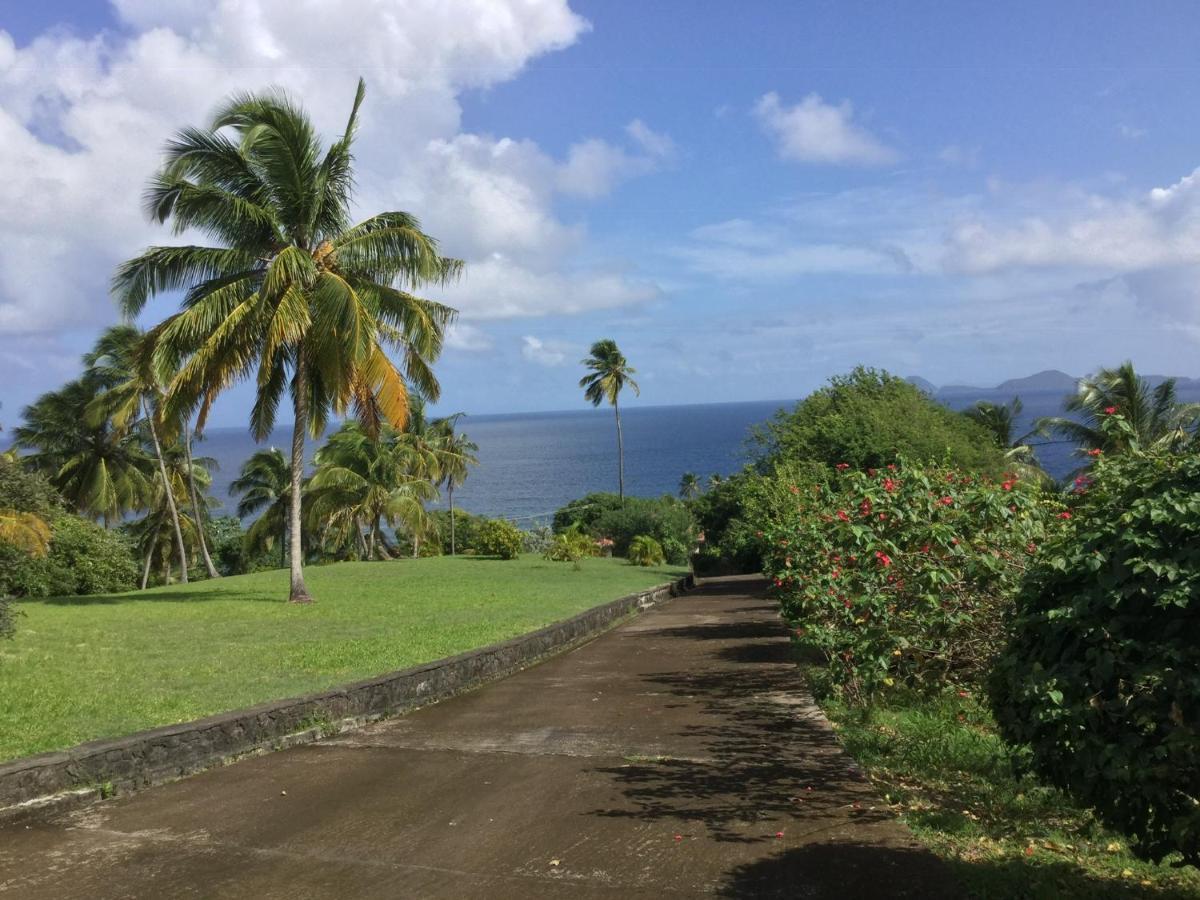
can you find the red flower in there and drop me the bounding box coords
[843,597,852,608]
[887,463,897,471]
[874,551,892,567]
[1001,481,1014,491]
[859,498,873,516]
[939,496,954,506]
[1104,406,1117,415]
[1058,511,1072,520]
[883,477,897,492]
[835,462,850,471]
[920,544,930,553]
[1026,542,1037,554]
[1087,448,1102,457]
[837,510,850,522]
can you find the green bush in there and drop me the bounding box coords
[758,459,1059,701]
[552,493,692,557]
[627,535,665,567]
[990,425,1200,866]
[543,528,595,565]
[753,367,1006,474]
[521,525,555,555]
[431,508,487,555]
[475,518,523,560]
[0,458,60,517]
[0,514,138,598]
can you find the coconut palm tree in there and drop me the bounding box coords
[307,422,437,560]
[579,339,639,502]
[434,416,478,555]
[230,448,291,568]
[14,378,154,526]
[0,509,51,557]
[84,325,193,582]
[1037,362,1200,458]
[113,79,462,602]
[678,472,700,499]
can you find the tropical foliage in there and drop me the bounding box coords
[991,418,1200,866]
[113,79,461,601]
[627,534,665,567]
[475,518,523,560]
[1036,361,1200,461]
[756,459,1062,701]
[552,492,692,562]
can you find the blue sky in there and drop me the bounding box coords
[3,1,1200,427]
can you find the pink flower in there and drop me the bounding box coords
[1104,406,1117,415]
[1058,511,1072,520]
[1001,481,1014,491]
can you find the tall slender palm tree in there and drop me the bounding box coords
[84,325,192,582]
[1037,362,1200,458]
[113,79,461,602]
[14,378,154,526]
[678,472,700,499]
[579,339,639,502]
[230,448,291,568]
[434,416,478,555]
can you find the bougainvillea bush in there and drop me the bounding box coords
[755,459,1062,701]
[990,423,1200,866]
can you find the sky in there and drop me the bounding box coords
[3,1,1200,427]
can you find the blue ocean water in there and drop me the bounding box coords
[25,388,1200,523]
[198,400,787,522]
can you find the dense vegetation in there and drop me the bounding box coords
[992,424,1200,867]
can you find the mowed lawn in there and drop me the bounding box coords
[0,555,686,762]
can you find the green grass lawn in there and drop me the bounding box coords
[0,555,685,762]
[816,680,1200,898]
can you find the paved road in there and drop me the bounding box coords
[0,576,957,898]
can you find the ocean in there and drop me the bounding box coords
[22,387,1200,523]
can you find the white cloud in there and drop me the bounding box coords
[444,322,493,352]
[1118,123,1147,140]
[753,92,897,166]
[440,255,661,319]
[938,144,981,169]
[520,335,570,366]
[944,167,1200,273]
[0,1,670,345]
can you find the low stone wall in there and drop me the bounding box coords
[0,573,692,818]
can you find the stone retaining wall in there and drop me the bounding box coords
[0,573,692,818]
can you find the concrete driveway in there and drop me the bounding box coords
[0,576,957,898]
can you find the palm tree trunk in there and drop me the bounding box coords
[280,521,287,569]
[144,399,188,584]
[288,365,313,604]
[183,421,220,579]
[448,485,456,555]
[365,521,375,560]
[140,521,161,590]
[614,395,625,503]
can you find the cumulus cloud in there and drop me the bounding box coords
[944,167,1200,273]
[753,92,897,166]
[441,255,661,319]
[0,0,668,351]
[520,335,570,366]
[444,322,494,352]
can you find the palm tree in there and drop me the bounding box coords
[579,339,639,502]
[434,416,478,555]
[230,448,291,568]
[963,397,1045,478]
[1037,362,1200,458]
[678,472,700,499]
[113,79,461,602]
[84,325,192,582]
[307,422,438,560]
[14,378,154,526]
[708,473,724,490]
[0,509,51,557]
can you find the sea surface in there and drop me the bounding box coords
[20,387,1200,523]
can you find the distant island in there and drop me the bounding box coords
[908,369,1200,398]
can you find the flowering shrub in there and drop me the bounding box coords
[990,426,1200,866]
[757,459,1061,701]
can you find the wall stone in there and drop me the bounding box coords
[0,574,692,818]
